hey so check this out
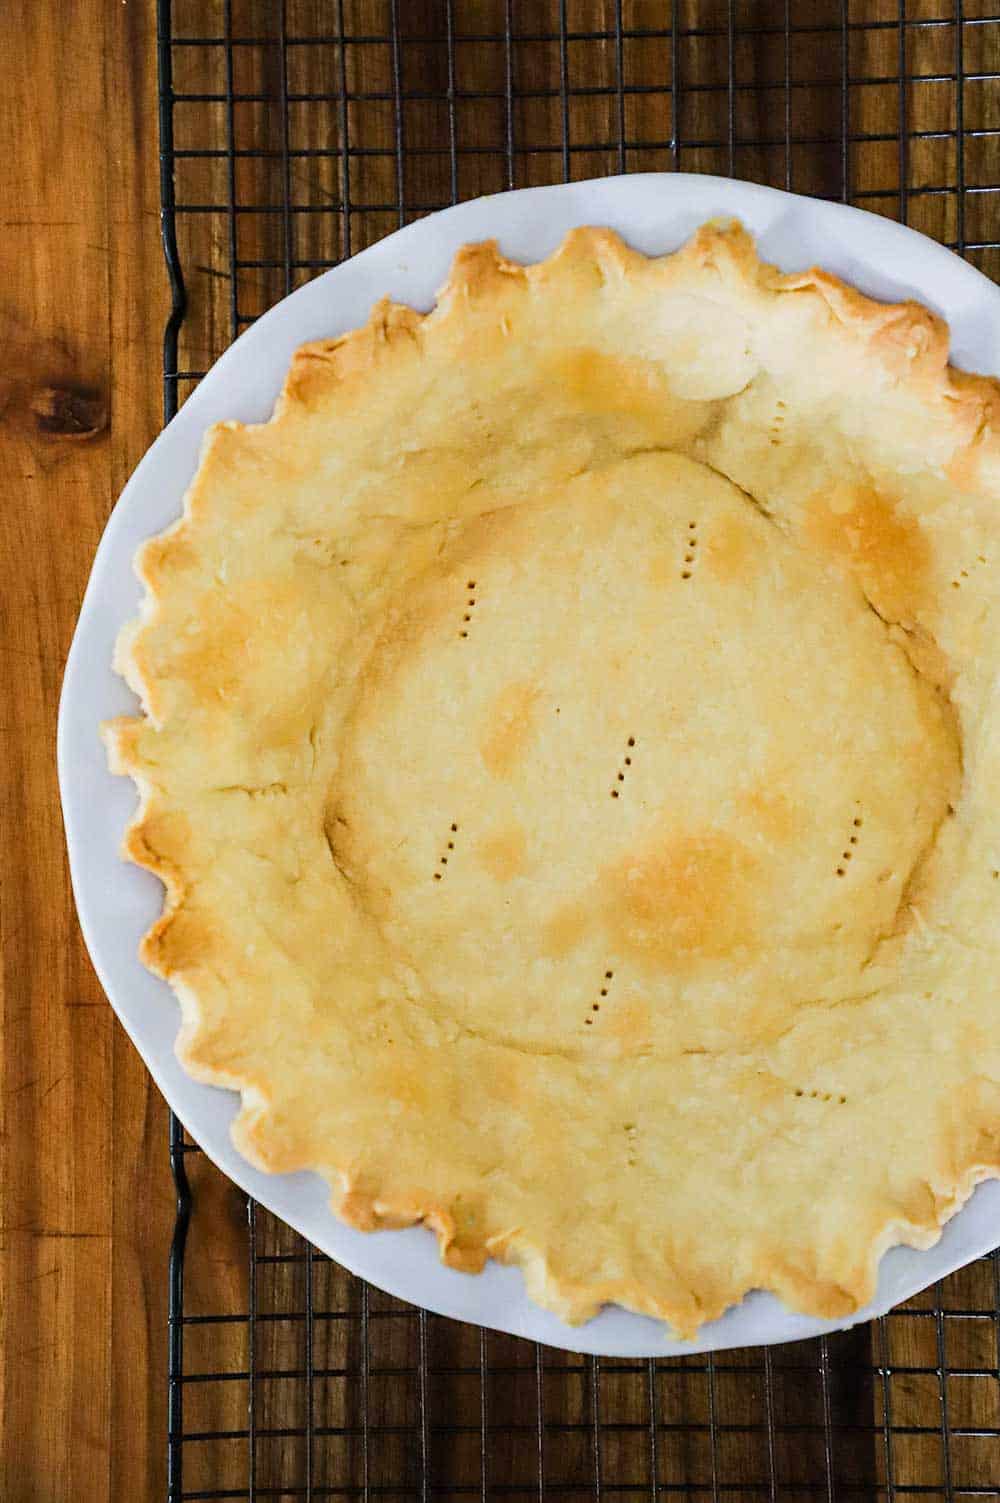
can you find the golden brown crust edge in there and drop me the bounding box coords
[261,220,1000,483]
[104,220,1000,1339]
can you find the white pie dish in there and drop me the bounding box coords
[59,172,1000,1357]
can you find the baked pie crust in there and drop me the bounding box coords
[106,222,1000,1337]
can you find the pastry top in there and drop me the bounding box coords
[106,221,1000,1337]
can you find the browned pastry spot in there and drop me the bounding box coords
[604,827,758,966]
[806,483,929,625]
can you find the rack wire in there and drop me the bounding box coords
[159,2,1000,1498]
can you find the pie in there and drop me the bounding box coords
[105,221,1000,1337]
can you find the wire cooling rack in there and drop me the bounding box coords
[159,2,1000,1497]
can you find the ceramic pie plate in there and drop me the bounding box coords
[59,173,1000,1357]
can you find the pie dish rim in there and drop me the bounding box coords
[59,172,1000,1356]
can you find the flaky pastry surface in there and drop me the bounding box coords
[106,222,1000,1336]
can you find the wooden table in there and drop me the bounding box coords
[1,3,173,1497]
[3,4,999,1498]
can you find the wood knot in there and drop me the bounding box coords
[30,383,107,440]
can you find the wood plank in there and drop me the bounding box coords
[0,0,114,1488]
[0,0,170,1497]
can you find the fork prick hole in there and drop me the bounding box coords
[586,966,615,1026]
[434,824,460,880]
[836,812,863,876]
[459,582,478,637]
[682,521,699,577]
[610,737,637,798]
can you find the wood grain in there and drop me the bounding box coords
[0,2,173,1499]
[2,2,999,1499]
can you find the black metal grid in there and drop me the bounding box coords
[159,3,1000,1499]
